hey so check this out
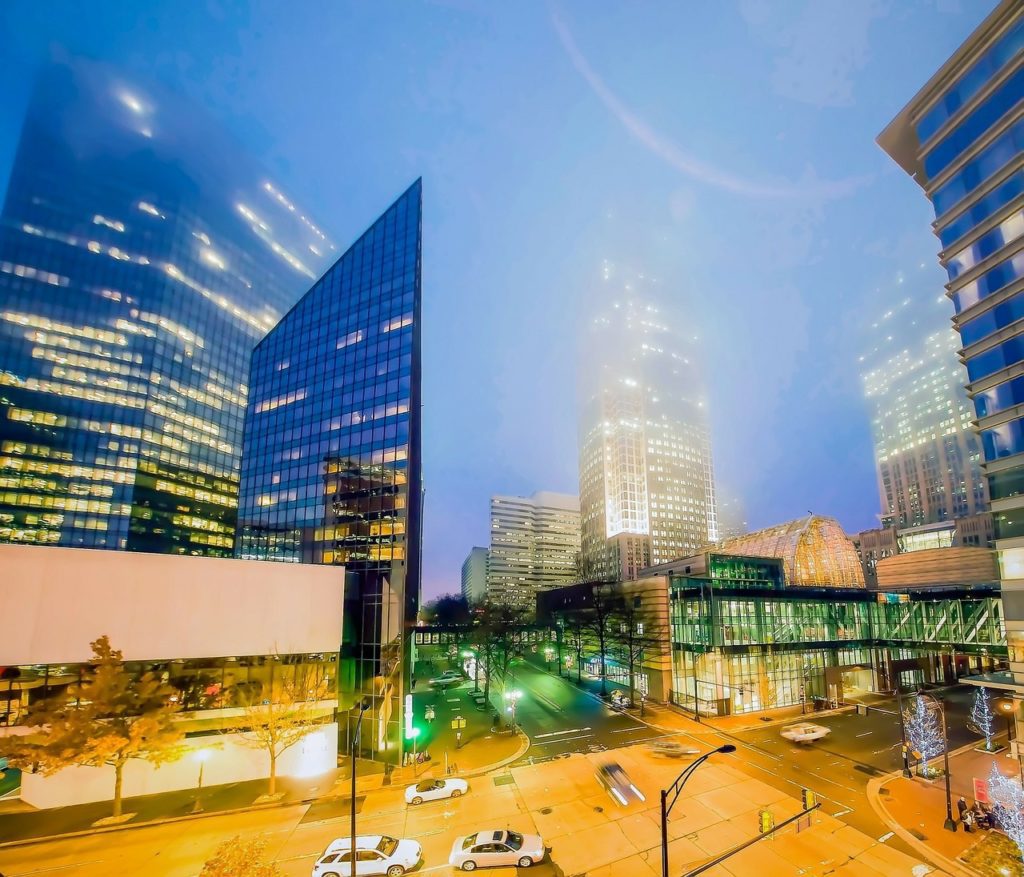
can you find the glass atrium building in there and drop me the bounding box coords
[0,59,333,554]
[236,180,423,758]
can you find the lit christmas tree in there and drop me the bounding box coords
[989,764,1024,859]
[904,694,944,777]
[970,687,997,752]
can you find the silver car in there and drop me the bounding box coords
[448,829,545,871]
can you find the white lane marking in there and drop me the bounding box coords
[879,831,894,843]
[611,725,646,734]
[446,698,460,703]
[534,727,592,739]
[833,808,853,817]
[855,731,872,738]
[531,732,594,746]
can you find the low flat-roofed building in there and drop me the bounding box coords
[0,544,344,808]
[875,546,999,589]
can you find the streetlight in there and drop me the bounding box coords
[996,698,1024,785]
[462,650,479,691]
[919,691,956,833]
[660,744,735,877]
[191,749,212,813]
[543,646,555,670]
[408,727,422,776]
[351,697,370,860]
[504,689,523,731]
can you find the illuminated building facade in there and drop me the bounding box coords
[878,0,1024,750]
[236,180,423,759]
[0,59,333,554]
[861,295,987,528]
[486,491,581,613]
[461,546,488,606]
[578,264,717,582]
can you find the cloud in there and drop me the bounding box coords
[551,10,869,202]
[739,0,889,108]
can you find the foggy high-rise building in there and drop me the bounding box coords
[486,491,581,612]
[578,263,717,581]
[461,546,488,605]
[861,294,988,528]
[715,487,749,541]
[0,59,334,554]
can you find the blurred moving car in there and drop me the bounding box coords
[596,761,646,806]
[429,669,463,687]
[647,740,700,758]
[448,829,546,871]
[311,835,421,876]
[405,776,469,805]
[780,722,831,743]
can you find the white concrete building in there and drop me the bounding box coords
[487,492,581,612]
[461,546,488,605]
[0,544,344,808]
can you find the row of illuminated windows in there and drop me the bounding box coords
[947,208,1024,280]
[933,118,1024,217]
[924,66,1024,179]
[917,19,1024,143]
[939,171,1024,248]
[952,249,1024,313]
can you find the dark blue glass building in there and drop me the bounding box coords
[236,181,423,759]
[879,0,1024,719]
[0,59,334,554]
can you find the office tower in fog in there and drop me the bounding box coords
[461,546,488,605]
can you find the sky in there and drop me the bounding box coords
[0,0,997,598]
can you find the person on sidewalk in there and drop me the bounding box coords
[963,809,975,833]
[957,796,968,822]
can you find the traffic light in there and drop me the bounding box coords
[802,788,816,810]
[759,809,774,834]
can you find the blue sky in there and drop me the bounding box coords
[0,0,995,597]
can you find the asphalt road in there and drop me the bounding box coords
[502,661,663,764]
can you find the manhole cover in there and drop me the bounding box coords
[539,807,553,815]
[594,806,604,813]
[493,774,515,786]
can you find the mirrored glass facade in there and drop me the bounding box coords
[236,180,423,759]
[0,59,334,553]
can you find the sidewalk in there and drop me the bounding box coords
[869,734,1023,877]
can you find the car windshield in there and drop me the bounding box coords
[505,831,523,851]
[377,837,398,856]
[462,834,478,850]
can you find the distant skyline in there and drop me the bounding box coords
[0,0,997,597]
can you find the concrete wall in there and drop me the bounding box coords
[19,723,338,808]
[0,543,345,664]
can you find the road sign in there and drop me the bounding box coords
[974,777,990,805]
[451,716,467,730]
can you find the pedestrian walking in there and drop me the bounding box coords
[957,796,968,821]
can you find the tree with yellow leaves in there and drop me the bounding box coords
[200,836,284,877]
[10,635,183,818]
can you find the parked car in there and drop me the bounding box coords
[405,776,469,805]
[448,829,546,871]
[429,670,463,687]
[311,835,420,877]
[780,722,831,743]
[647,740,700,758]
[596,761,646,806]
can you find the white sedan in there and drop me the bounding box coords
[311,835,420,876]
[449,830,546,871]
[780,722,831,743]
[405,776,469,805]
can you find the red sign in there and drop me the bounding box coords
[974,777,990,805]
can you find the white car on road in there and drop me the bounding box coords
[448,829,546,870]
[311,835,420,876]
[405,776,469,805]
[429,670,463,687]
[780,722,831,743]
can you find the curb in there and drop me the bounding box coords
[461,730,531,778]
[0,796,304,850]
[866,739,995,877]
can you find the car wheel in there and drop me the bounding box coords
[451,789,462,798]
[518,856,534,868]
[411,796,423,805]
[387,867,406,876]
[461,860,477,871]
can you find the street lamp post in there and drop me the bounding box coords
[920,691,957,832]
[894,685,913,778]
[659,744,736,877]
[191,749,211,813]
[351,697,370,860]
[504,689,522,731]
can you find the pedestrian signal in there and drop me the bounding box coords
[801,788,816,810]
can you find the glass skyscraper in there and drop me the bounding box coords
[578,262,717,582]
[236,180,423,759]
[879,0,1023,753]
[0,59,333,554]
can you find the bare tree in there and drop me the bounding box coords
[559,609,589,686]
[610,599,667,710]
[236,663,330,797]
[584,586,619,697]
[474,604,528,708]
